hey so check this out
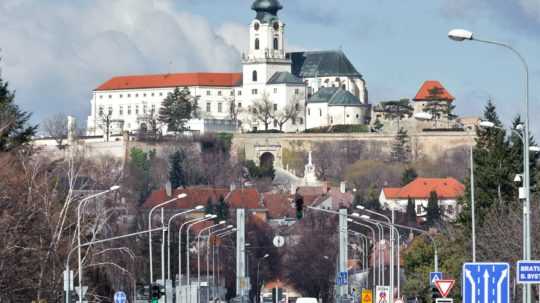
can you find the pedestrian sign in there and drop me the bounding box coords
[375,286,391,303]
[114,291,127,303]
[430,271,442,285]
[336,271,348,285]
[361,289,372,303]
[462,262,509,303]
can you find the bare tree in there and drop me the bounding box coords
[137,110,162,141]
[272,96,303,131]
[43,113,68,148]
[249,93,274,131]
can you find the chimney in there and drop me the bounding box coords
[165,181,172,197]
[340,181,346,194]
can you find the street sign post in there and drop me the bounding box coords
[361,289,372,303]
[336,272,348,286]
[430,272,443,286]
[75,286,88,301]
[434,280,455,298]
[375,286,391,303]
[462,263,509,303]
[517,260,540,284]
[114,291,127,303]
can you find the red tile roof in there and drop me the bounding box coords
[142,187,229,209]
[264,193,294,218]
[227,188,262,209]
[413,80,455,102]
[95,72,242,91]
[383,177,465,199]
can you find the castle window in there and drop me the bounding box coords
[127,106,132,115]
[299,118,304,124]
[292,118,296,125]
[274,88,278,94]
[319,109,322,116]
[273,104,278,111]
[218,91,222,96]
[273,38,279,50]
[151,104,156,113]
[255,38,260,50]
[108,95,112,99]
[252,89,258,95]
[218,102,223,113]
[151,93,155,97]
[342,85,346,90]
[308,109,311,116]
[346,114,350,118]
[119,94,123,98]
[143,105,147,114]
[206,90,211,96]
[98,106,104,116]
[356,114,359,118]
[135,105,139,115]
[238,102,242,108]
[238,91,242,96]
[273,119,278,127]
[295,88,300,95]
[99,95,103,99]
[119,105,124,116]
[206,103,211,113]
[252,70,258,82]
[159,92,163,96]
[295,104,299,111]
[127,94,131,98]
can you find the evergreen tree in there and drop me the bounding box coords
[128,147,157,204]
[401,167,418,186]
[390,127,411,162]
[215,195,230,222]
[405,197,417,224]
[507,115,539,192]
[158,87,199,134]
[0,77,37,151]
[425,191,441,226]
[169,149,187,189]
[459,100,515,225]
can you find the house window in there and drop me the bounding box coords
[119,105,124,115]
[273,37,279,50]
[416,204,422,214]
[447,205,454,215]
[274,88,278,94]
[274,119,278,127]
[206,103,211,113]
[273,104,278,111]
[255,38,260,50]
[206,90,211,96]
[127,106,132,115]
[252,89,258,95]
[218,102,223,113]
[252,70,258,82]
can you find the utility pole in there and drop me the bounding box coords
[338,209,348,301]
[236,209,246,301]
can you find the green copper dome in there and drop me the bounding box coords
[252,0,283,23]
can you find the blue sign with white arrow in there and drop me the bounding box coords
[462,262,510,303]
[114,291,127,303]
[336,272,348,285]
[517,260,540,284]
[430,272,443,286]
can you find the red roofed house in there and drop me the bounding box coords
[413,80,455,121]
[379,177,465,221]
[87,72,242,137]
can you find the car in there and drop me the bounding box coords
[295,298,318,303]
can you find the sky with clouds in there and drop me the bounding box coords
[0,0,539,135]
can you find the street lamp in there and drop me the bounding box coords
[213,229,236,301]
[148,193,188,283]
[197,221,226,303]
[348,217,378,287]
[207,225,234,301]
[449,29,532,303]
[256,254,270,303]
[77,185,120,303]
[166,205,205,281]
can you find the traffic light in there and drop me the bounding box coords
[151,284,164,302]
[432,286,441,302]
[294,193,304,219]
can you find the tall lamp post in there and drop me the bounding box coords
[448,28,531,303]
[197,221,227,303]
[77,185,120,303]
[213,229,236,301]
[256,254,270,303]
[207,225,234,300]
[148,193,188,284]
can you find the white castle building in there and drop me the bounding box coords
[87,0,370,137]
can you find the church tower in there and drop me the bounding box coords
[243,0,292,86]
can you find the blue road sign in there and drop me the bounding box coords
[430,272,443,285]
[114,291,127,303]
[517,260,540,284]
[462,263,510,303]
[336,272,348,285]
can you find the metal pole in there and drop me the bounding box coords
[207,227,232,302]
[167,208,202,282]
[161,208,166,289]
[197,223,225,303]
[187,216,216,303]
[470,144,476,262]
[338,209,348,298]
[76,187,118,303]
[469,36,530,303]
[179,217,211,289]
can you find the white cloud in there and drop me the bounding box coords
[0,0,243,126]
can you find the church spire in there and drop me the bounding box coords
[251,0,283,23]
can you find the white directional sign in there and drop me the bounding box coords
[114,291,127,303]
[273,235,285,248]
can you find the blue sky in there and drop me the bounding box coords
[1,0,539,135]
